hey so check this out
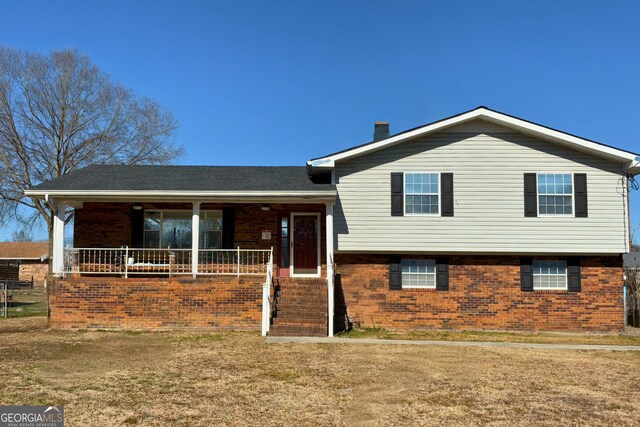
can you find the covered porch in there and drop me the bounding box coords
[25,165,337,336]
[49,200,336,336]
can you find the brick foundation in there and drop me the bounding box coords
[56,201,329,331]
[49,276,264,330]
[334,254,624,333]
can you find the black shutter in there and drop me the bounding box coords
[130,207,144,247]
[567,257,581,292]
[574,173,588,218]
[441,173,454,217]
[389,255,402,290]
[222,208,235,249]
[520,257,533,292]
[524,173,537,217]
[435,257,449,291]
[391,173,404,216]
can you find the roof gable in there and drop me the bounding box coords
[308,107,640,172]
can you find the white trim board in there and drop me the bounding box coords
[24,190,337,198]
[308,107,640,169]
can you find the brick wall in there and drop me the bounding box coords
[49,276,264,330]
[335,254,624,333]
[74,202,326,275]
[19,261,48,287]
[74,203,133,247]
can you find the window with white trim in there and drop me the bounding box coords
[538,174,572,215]
[143,210,223,249]
[401,259,436,288]
[405,173,439,214]
[533,260,567,290]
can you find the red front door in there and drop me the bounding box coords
[292,214,318,275]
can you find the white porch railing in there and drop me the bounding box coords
[63,247,272,278]
[198,248,272,276]
[63,247,192,277]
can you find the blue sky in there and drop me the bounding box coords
[0,0,639,241]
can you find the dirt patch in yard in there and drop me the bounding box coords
[1,318,640,425]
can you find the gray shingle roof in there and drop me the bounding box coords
[29,165,335,192]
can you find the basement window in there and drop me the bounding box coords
[533,260,567,290]
[401,259,436,289]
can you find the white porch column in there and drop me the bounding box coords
[326,203,335,337]
[191,202,201,278]
[52,200,66,275]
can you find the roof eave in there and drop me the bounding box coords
[625,155,640,175]
[24,189,337,204]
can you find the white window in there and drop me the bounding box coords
[538,174,573,215]
[143,210,223,249]
[401,259,436,288]
[533,260,567,290]
[405,173,439,215]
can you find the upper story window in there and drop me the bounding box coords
[533,260,567,290]
[143,210,222,249]
[538,174,573,215]
[401,259,436,288]
[405,173,439,215]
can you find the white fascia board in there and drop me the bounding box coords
[626,156,640,175]
[23,190,337,204]
[308,158,335,168]
[308,108,639,167]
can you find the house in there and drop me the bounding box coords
[624,252,640,327]
[0,241,49,287]
[24,107,640,335]
[624,252,640,269]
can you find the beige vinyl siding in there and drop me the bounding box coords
[334,123,628,254]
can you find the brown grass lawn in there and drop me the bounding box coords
[339,327,640,346]
[2,318,640,426]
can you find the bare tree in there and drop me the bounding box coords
[10,229,32,242]
[0,48,182,236]
[626,265,640,327]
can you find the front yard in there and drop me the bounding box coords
[2,317,640,426]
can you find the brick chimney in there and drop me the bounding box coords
[373,122,390,141]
